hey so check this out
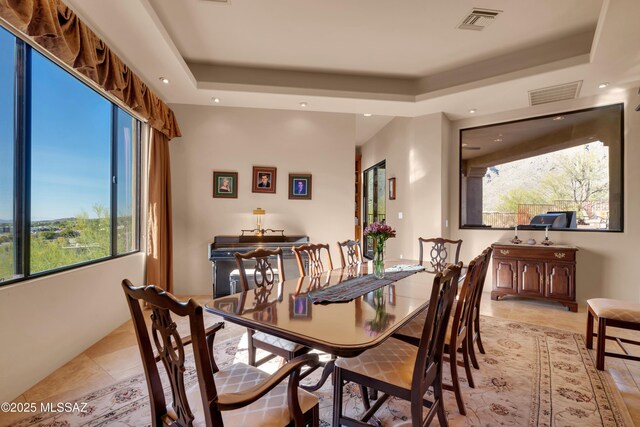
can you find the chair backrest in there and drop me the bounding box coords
[471,246,493,312]
[121,280,222,426]
[418,237,463,272]
[336,240,363,268]
[412,263,462,399]
[292,243,334,276]
[451,251,489,340]
[234,248,285,292]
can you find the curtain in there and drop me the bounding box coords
[0,0,181,139]
[146,129,173,293]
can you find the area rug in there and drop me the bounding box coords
[9,316,633,426]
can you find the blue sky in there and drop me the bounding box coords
[1,27,116,221]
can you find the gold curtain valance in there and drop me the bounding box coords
[0,0,181,140]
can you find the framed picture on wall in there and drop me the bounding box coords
[388,177,396,200]
[289,174,312,200]
[213,171,238,198]
[252,166,277,193]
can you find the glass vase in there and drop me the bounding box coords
[373,239,385,279]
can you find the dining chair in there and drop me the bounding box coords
[121,279,320,427]
[393,251,488,415]
[292,243,334,276]
[467,247,493,369]
[336,239,363,268]
[333,263,462,427]
[418,237,463,273]
[235,248,311,367]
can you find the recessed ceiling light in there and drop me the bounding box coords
[469,109,477,114]
[598,82,609,89]
[363,113,373,117]
[159,77,169,84]
[552,116,565,121]
[212,97,221,103]
[494,138,503,142]
[299,102,308,108]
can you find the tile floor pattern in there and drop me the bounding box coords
[1,295,639,426]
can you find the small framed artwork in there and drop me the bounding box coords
[289,173,312,200]
[252,166,277,193]
[213,171,238,198]
[388,177,396,200]
[289,294,312,319]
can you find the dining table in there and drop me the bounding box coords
[203,260,451,362]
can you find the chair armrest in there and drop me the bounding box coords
[154,321,225,363]
[217,353,319,411]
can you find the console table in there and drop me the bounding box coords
[491,242,578,312]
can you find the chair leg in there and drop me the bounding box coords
[586,308,594,349]
[474,311,486,354]
[434,374,449,427]
[449,344,466,415]
[462,339,475,389]
[596,317,607,370]
[332,367,344,427]
[247,329,257,366]
[468,330,480,370]
[310,403,319,427]
[359,385,371,410]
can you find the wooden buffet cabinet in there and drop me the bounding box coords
[491,242,578,312]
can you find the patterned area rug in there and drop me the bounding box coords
[9,316,633,426]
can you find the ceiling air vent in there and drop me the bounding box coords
[528,81,582,106]
[458,8,502,31]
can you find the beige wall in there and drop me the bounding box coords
[448,90,640,303]
[360,113,451,261]
[0,254,145,402]
[169,105,355,295]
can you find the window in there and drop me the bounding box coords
[362,160,386,257]
[0,27,141,285]
[459,104,623,232]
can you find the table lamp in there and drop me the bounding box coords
[253,208,266,236]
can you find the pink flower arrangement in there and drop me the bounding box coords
[363,221,396,241]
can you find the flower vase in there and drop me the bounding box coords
[373,240,385,279]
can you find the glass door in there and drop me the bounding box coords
[362,160,386,258]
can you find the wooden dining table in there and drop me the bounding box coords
[203,260,443,359]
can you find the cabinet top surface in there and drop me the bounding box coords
[492,241,578,250]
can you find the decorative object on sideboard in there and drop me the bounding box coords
[288,173,312,200]
[252,166,277,193]
[511,224,522,244]
[527,238,536,245]
[541,225,553,246]
[240,209,285,237]
[212,171,238,198]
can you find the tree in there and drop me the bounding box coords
[497,187,547,213]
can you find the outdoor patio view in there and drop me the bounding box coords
[483,142,609,229]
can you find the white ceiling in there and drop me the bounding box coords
[63,0,640,144]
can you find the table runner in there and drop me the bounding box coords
[308,265,424,304]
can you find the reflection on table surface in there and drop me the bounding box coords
[204,260,439,357]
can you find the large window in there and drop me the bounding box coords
[459,104,623,232]
[0,27,141,285]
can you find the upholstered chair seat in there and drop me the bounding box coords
[183,362,318,426]
[253,331,306,353]
[586,298,640,370]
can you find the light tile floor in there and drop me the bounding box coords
[2,295,639,425]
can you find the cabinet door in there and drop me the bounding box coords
[546,262,575,300]
[494,259,517,293]
[517,261,545,296]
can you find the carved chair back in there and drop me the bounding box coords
[121,280,222,426]
[412,263,461,408]
[451,251,488,340]
[293,243,334,277]
[336,240,363,268]
[418,237,463,273]
[234,247,285,292]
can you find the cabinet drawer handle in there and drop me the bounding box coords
[500,249,510,255]
[554,252,566,259]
